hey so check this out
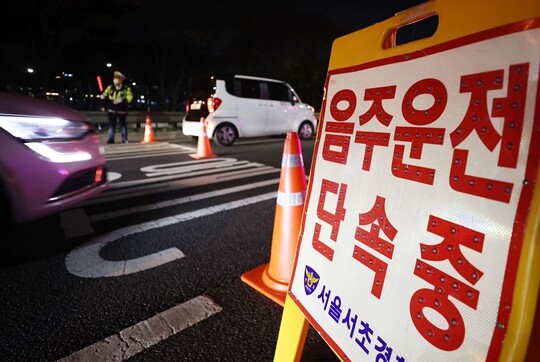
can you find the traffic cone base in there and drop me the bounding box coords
[241,132,306,307]
[241,264,287,306]
[141,115,157,144]
[189,142,218,159]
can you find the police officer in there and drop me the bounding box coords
[100,71,133,144]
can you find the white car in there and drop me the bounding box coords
[182,74,318,146]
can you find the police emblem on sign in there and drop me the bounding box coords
[303,265,320,295]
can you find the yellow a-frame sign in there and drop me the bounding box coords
[275,0,540,361]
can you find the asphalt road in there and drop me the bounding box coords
[0,131,341,362]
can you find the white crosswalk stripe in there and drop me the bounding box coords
[105,142,197,161]
[68,143,286,234]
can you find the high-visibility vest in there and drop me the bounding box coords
[102,84,133,113]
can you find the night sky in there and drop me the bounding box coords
[1,0,427,110]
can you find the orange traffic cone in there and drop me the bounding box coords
[190,117,217,159]
[141,115,157,144]
[241,132,307,306]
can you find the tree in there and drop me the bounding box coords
[1,1,93,96]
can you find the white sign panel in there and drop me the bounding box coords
[289,22,540,361]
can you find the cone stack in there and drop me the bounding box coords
[241,132,307,306]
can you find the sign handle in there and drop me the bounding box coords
[274,295,310,362]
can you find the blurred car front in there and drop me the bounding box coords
[0,92,109,227]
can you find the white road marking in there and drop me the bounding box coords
[54,143,280,360]
[98,166,278,200]
[65,192,276,278]
[140,158,256,177]
[80,157,280,205]
[107,172,122,182]
[89,178,279,222]
[57,294,222,362]
[124,158,269,184]
[105,143,196,161]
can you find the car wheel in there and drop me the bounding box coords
[298,121,314,140]
[214,124,237,146]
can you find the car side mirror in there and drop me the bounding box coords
[291,96,298,105]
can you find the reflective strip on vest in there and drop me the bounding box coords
[281,154,303,168]
[277,191,306,207]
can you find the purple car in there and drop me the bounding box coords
[0,92,109,227]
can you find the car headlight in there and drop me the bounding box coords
[0,115,92,162]
[0,115,90,141]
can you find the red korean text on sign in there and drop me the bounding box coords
[410,215,485,351]
[353,80,448,184]
[393,78,447,185]
[449,63,529,203]
[316,61,528,349]
[355,86,395,171]
[312,178,348,261]
[353,195,398,299]
[323,89,356,165]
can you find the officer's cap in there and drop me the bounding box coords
[113,71,126,80]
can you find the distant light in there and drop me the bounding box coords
[27,68,34,74]
[106,63,112,68]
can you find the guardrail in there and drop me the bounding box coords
[82,111,321,131]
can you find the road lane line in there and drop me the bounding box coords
[66,192,276,278]
[140,158,248,177]
[81,167,279,205]
[57,294,222,361]
[106,163,272,190]
[89,178,279,222]
[105,144,196,161]
[116,159,267,184]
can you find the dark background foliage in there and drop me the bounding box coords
[0,0,425,111]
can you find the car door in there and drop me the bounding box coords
[265,81,295,135]
[234,78,267,137]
